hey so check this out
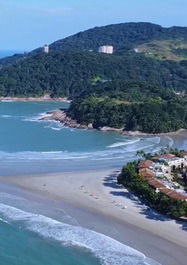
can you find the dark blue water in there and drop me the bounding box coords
[0,50,24,59]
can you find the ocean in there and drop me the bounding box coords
[0,102,177,265]
[0,102,173,176]
[0,50,24,59]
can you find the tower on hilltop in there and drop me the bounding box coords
[44,44,49,54]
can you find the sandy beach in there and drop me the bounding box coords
[1,168,187,265]
[0,96,71,103]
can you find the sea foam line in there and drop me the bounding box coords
[0,203,161,265]
[0,115,12,118]
[0,141,168,161]
[107,138,140,148]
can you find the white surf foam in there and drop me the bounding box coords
[0,115,11,118]
[0,144,162,161]
[107,139,140,148]
[125,144,154,152]
[150,137,161,144]
[0,203,161,265]
[165,137,174,148]
[51,127,62,131]
[24,109,63,124]
[23,111,52,122]
[0,217,8,224]
[0,134,170,162]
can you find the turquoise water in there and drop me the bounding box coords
[0,102,173,175]
[0,102,171,265]
[0,102,124,152]
[0,197,160,265]
[0,221,100,265]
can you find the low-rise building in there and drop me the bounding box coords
[139,168,155,179]
[138,153,187,201]
[138,160,155,169]
[98,45,114,54]
[153,163,171,177]
[158,154,186,169]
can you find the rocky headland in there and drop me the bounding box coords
[40,110,92,129]
[40,110,187,136]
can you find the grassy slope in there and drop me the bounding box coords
[135,40,187,61]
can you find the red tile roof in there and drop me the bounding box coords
[147,179,165,189]
[139,168,155,178]
[159,154,176,159]
[153,187,187,201]
[138,160,154,169]
[138,157,187,201]
[163,190,187,201]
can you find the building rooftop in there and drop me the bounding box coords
[158,154,176,160]
[139,168,155,178]
[147,179,166,189]
[138,157,187,201]
[138,160,154,169]
[160,189,187,201]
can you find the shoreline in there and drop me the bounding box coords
[0,97,71,103]
[1,168,187,265]
[41,109,187,137]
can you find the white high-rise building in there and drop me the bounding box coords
[44,44,49,54]
[98,45,114,54]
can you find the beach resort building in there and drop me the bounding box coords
[158,154,186,170]
[138,156,187,201]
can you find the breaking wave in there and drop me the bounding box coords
[0,115,12,118]
[0,136,172,162]
[23,112,52,122]
[0,203,161,265]
[107,139,140,148]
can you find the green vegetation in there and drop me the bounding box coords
[68,95,187,133]
[172,168,187,191]
[0,51,187,98]
[1,22,187,133]
[118,162,187,219]
[50,22,187,53]
[135,40,187,61]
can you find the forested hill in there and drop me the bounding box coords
[0,51,187,97]
[50,22,187,52]
[1,22,187,67]
[0,22,187,98]
[1,22,187,133]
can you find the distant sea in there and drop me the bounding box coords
[0,50,24,59]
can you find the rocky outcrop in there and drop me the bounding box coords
[40,110,90,129]
[99,126,123,132]
[40,110,187,136]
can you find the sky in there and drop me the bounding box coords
[0,0,186,51]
